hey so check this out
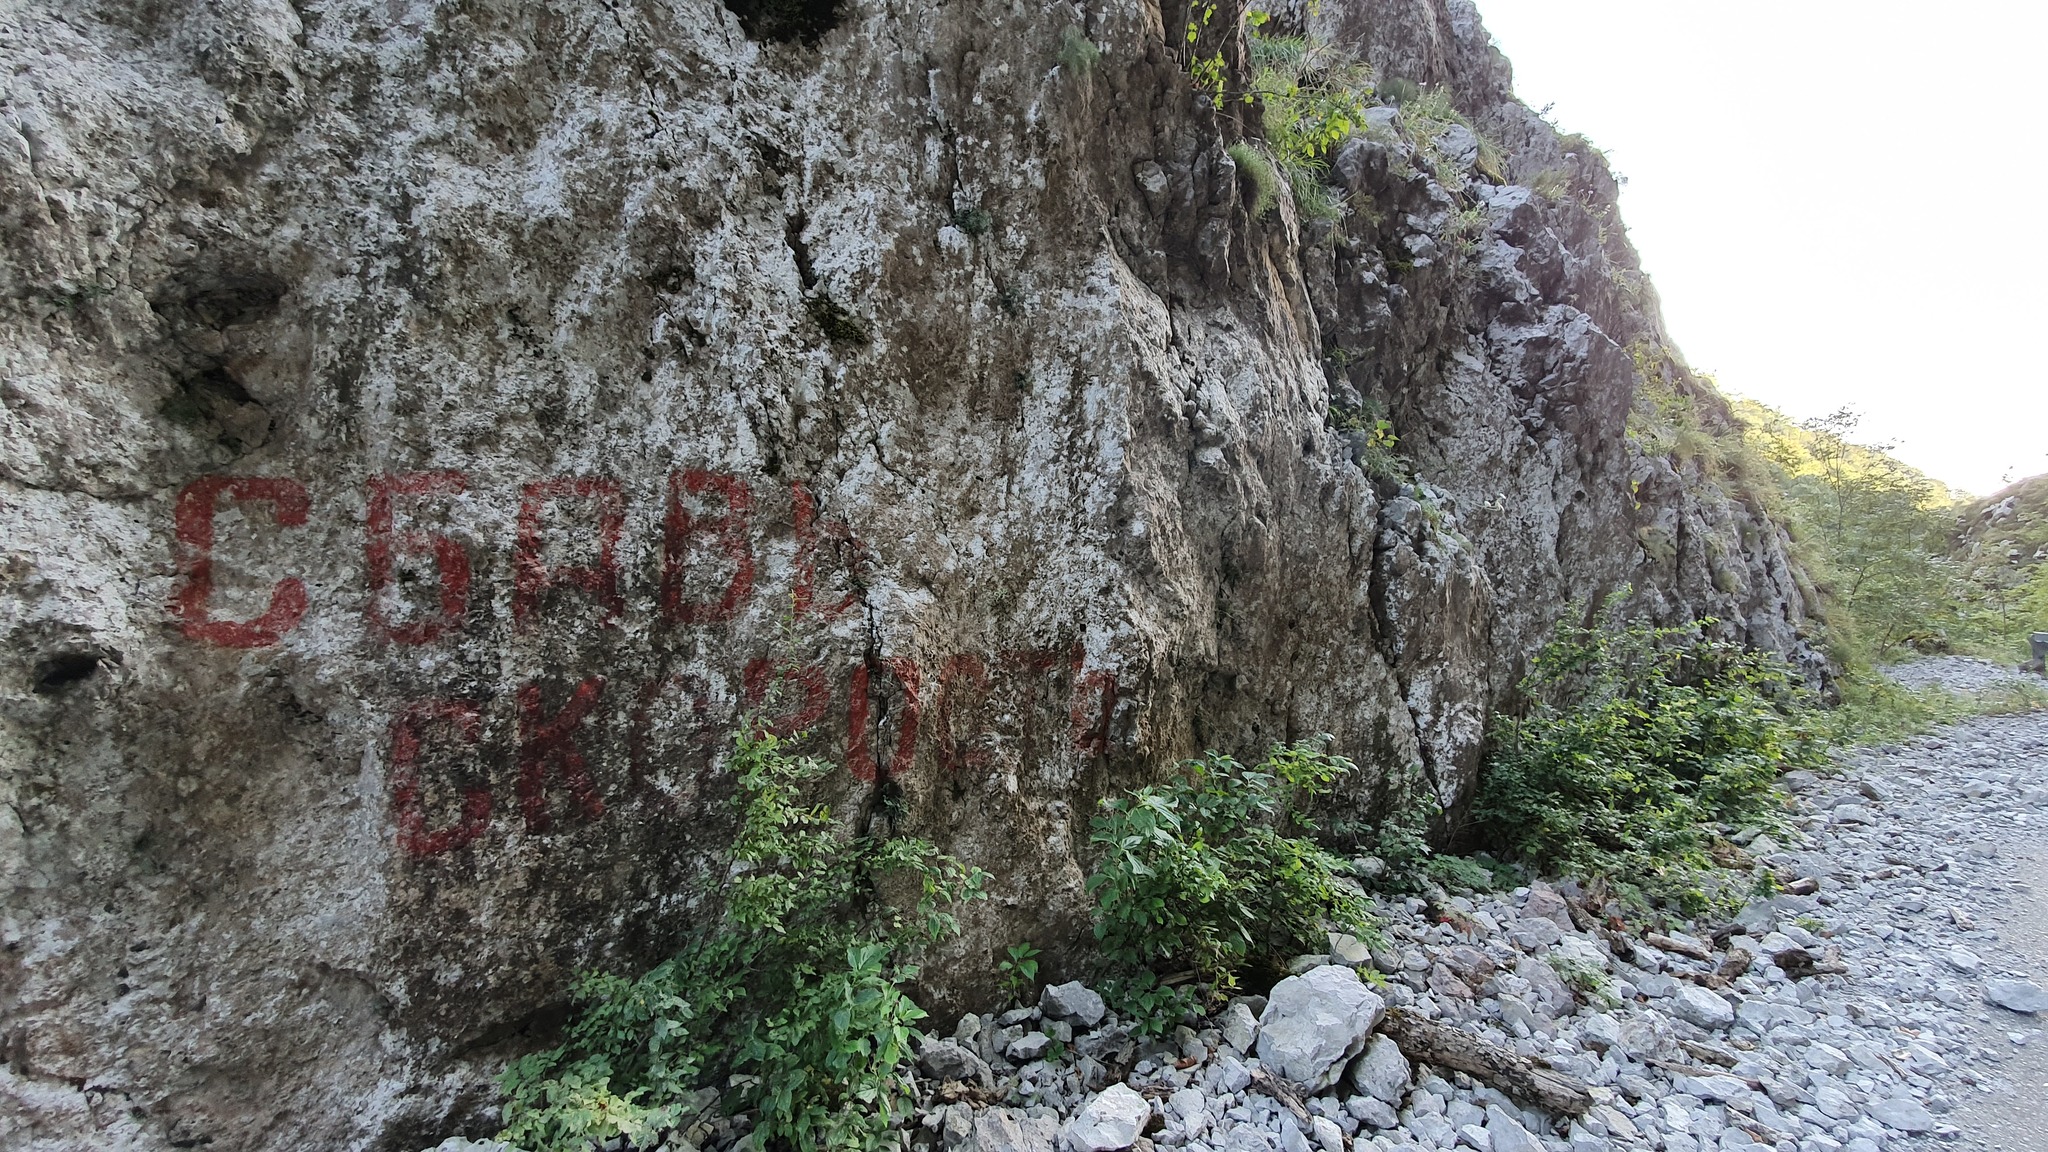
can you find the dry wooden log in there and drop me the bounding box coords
[1248,1069,1312,1124]
[1645,932,1714,961]
[1379,1008,1594,1117]
[1677,1039,1739,1068]
[1645,1058,1763,1091]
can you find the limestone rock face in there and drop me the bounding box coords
[0,0,1815,1147]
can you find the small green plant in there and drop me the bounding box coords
[1377,76,1420,105]
[806,295,870,345]
[1473,593,1829,914]
[499,728,987,1152]
[1058,23,1100,76]
[1086,741,1377,1029]
[952,206,993,237]
[1342,799,1500,894]
[997,942,1041,1007]
[1530,168,1569,202]
[1547,955,1620,1009]
[1226,141,1281,218]
[1332,400,1407,482]
[1293,178,1348,224]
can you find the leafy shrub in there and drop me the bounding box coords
[1184,6,1370,222]
[499,729,987,1152]
[1377,76,1421,105]
[1342,800,1503,895]
[1332,400,1407,482]
[1473,598,1827,913]
[1086,741,1376,1027]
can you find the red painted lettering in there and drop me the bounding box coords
[1070,647,1118,756]
[792,482,857,620]
[847,656,921,783]
[514,477,625,627]
[389,699,490,857]
[172,476,310,648]
[935,654,993,774]
[662,470,754,625]
[366,471,471,644]
[516,676,608,832]
[630,673,715,810]
[743,657,830,738]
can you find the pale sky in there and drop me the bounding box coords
[1474,1,2048,498]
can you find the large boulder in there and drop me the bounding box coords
[1256,965,1387,1091]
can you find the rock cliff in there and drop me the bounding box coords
[0,0,1815,1146]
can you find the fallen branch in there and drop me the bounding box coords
[1645,933,1714,962]
[1380,1008,1593,1117]
[1248,1069,1312,1125]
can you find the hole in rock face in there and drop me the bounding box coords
[722,0,841,44]
[33,651,102,694]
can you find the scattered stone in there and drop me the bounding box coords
[1985,978,2048,1014]
[1219,1000,1260,1053]
[1063,1084,1150,1151]
[920,1040,996,1087]
[1008,1031,1053,1062]
[1866,1096,1938,1133]
[972,1108,1059,1152]
[1350,1034,1411,1104]
[1039,981,1108,1028]
[1483,1105,1545,1152]
[1671,985,1736,1030]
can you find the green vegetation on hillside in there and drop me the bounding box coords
[1734,402,2048,668]
[1473,599,1827,916]
[498,730,985,1152]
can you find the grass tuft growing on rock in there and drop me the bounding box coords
[1225,141,1280,219]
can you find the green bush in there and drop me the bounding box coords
[1341,799,1504,895]
[1473,599,1827,913]
[1086,741,1376,1029]
[499,729,987,1152]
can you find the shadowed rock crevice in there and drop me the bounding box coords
[722,0,841,45]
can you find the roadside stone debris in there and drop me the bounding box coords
[429,667,2048,1152]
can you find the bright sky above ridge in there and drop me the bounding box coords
[1474,0,2048,498]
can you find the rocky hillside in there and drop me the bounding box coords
[1955,473,2048,604]
[0,1,1815,1148]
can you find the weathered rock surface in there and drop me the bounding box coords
[0,0,1815,1147]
